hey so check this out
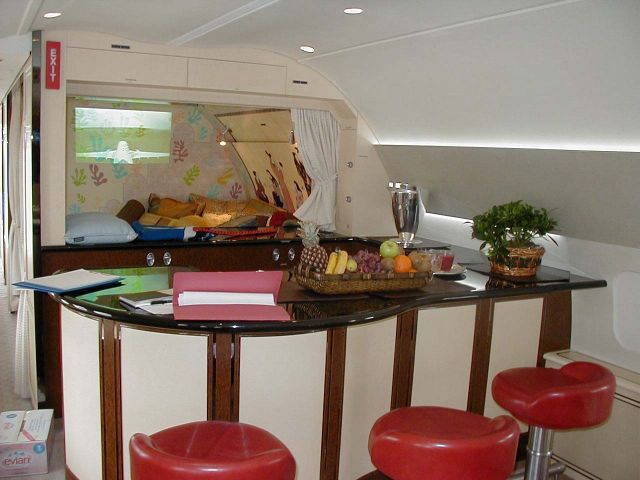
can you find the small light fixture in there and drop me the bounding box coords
[300,45,315,53]
[43,12,62,18]
[289,129,296,145]
[216,126,231,146]
[343,8,363,15]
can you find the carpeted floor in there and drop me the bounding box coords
[0,280,65,479]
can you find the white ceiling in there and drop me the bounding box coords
[1,0,638,150]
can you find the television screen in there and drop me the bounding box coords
[74,107,172,164]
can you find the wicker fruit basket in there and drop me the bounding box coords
[294,264,433,295]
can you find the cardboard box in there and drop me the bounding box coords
[0,409,54,477]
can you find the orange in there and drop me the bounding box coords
[393,254,412,273]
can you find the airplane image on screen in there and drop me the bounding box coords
[76,140,169,164]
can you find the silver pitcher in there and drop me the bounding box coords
[388,182,422,245]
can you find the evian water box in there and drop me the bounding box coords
[0,410,54,477]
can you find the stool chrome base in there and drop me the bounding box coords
[508,426,566,480]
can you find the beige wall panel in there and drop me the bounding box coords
[377,145,640,248]
[555,396,640,480]
[120,327,208,480]
[483,298,543,428]
[61,308,103,480]
[188,58,286,95]
[239,332,326,480]
[41,32,68,246]
[413,306,476,409]
[66,47,188,87]
[339,317,397,480]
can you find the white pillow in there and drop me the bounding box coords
[65,212,138,245]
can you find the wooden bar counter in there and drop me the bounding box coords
[48,240,605,480]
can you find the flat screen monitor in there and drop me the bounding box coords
[74,107,172,164]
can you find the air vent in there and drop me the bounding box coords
[111,44,131,50]
[292,80,308,85]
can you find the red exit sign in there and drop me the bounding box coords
[45,41,61,89]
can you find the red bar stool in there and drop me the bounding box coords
[130,420,296,480]
[368,406,520,480]
[492,361,615,480]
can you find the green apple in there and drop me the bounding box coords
[380,239,401,258]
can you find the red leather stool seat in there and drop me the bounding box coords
[369,406,519,480]
[130,421,295,480]
[492,361,616,430]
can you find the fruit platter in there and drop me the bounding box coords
[294,223,434,295]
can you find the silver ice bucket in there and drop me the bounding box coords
[388,182,422,245]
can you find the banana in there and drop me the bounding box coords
[334,250,349,274]
[325,252,339,274]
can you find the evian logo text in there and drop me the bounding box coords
[2,451,32,467]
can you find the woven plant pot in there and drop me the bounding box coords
[490,245,545,277]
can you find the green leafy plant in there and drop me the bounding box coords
[470,200,557,262]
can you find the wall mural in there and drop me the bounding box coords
[234,143,311,213]
[65,99,311,215]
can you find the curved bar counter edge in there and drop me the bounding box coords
[52,262,605,480]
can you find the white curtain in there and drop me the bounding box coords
[7,65,37,405]
[7,82,24,311]
[291,109,340,231]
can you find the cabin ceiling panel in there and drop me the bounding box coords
[306,0,640,151]
[377,144,640,248]
[182,0,557,59]
[0,0,31,36]
[29,0,256,44]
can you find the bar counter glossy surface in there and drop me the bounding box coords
[55,256,605,334]
[52,243,606,480]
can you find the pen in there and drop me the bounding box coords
[150,299,173,305]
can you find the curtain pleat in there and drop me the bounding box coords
[6,64,37,404]
[7,82,24,312]
[291,109,340,231]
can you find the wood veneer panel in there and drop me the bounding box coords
[537,291,572,366]
[390,310,418,409]
[357,471,392,480]
[320,328,347,480]
[214,333,234,420]
[39,297,63,416]
[100,320,120,480]
[232,335,241,421]
[207,334,215,421]
[65,466,81,480]
[467,299,494,414]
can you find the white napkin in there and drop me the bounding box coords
[178,291,275,306]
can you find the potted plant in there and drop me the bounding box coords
[470,200,557,277]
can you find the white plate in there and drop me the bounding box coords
[434,264,466,276]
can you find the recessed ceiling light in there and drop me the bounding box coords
[300,45,315,53]
[344,8,363,15]
[43,12,62,18]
